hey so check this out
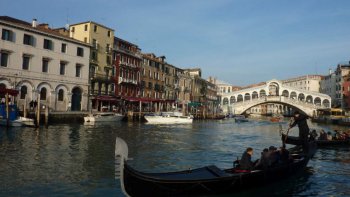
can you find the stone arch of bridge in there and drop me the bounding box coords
[237,100,314,116]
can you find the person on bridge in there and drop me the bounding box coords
[289,111,310,153]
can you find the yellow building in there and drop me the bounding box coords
[69,21,115,111]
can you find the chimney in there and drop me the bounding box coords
[38,23,49,29]
[32,19,37,28]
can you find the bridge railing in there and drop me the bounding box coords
[229,95,328,109]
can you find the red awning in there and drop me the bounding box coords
[0,87,19,96]
[123,97,175,103]
[93,95,120,102]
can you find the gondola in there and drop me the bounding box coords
[115,137,316,197]
[282,133,350,147]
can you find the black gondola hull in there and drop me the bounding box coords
[122,149,314,196]
[282,134,350,147]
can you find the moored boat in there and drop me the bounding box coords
[84,112,124,123]
[115,137,316,197]
[234,115,248,122]
[144,111,193,124]
[0,104,35,127]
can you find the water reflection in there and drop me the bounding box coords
[0,119,350,196]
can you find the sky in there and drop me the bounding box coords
[2,0,350,86]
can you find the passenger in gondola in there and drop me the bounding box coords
[254,148,269,169]
[239,147,254,170]
[310,129,318,141]
[327,131,333,141]
[267,146,279,166]
[319,130,327,140]
[289,111,310,153]
[278,146,292,164]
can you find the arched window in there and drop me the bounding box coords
[230,96,236,104]
[58,89,64,101]
[298,93,305,101]
[282,90,289,97]
[40,87,47,100]
[244,93,251,101]
[259,89,266,97]
[20,86,27,99]
[223,97,229,105]
[237,94,243,102]
[306,95,313,103]
[252,91,258,99]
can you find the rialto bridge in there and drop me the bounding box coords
[220,79,331,117]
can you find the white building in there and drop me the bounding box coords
[320,69,336,107]
[0,16,90,111]
[282,75,323,92]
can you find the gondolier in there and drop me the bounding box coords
[289,111,310,152]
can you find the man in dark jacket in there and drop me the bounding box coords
[239,147,254,170]
[289,111,310,152]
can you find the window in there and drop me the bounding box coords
[42,58,49,73]
[43,39,53,50]
[22,55,30,70]
[75,64,82,77]
[77,47,84,57]
[84,37,87,43]
[107,30,111,37]
[20,86,27,99]
[106,44,110,53]
[94,25,97,32]
[23,34,34,46]
[61,43,67,53]
[60,61,66,75]
[58,89,64,101]
[71,27,75,32]
[0,52,9,67]
[2,29,13,42]
[84,24,88,31]
[92,39,97,49]
[91,51,97,61]
[106,56,111,64]
[40,88,47,100]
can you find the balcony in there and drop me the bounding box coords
[119,61,138,69]
[118,77,138,85]
[90,73,114,83]
[115,46,142,59]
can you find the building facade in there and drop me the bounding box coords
[0,16,90,111]
[69,21,115,111]
[114,37,142,100]
[282,75,323,92]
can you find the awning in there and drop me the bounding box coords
[188,102,202,107]
[0,87,19,96]
[93,95,120,102]
[123,97,176,103]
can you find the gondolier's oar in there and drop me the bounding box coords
[283,118,295,148]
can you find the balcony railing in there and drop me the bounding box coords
[115,46,142,59]
[118,77,138,85]
[90,73,114,83]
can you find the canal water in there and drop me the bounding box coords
[0,118,349,196]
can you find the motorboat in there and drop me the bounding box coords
[144,111,193,124]
[115,137,316,197]
[0,104,35,127]
[84,112,124,123]
[234,115,248,123]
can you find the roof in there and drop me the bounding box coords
[0,16,90,47]
[69,20,114,31]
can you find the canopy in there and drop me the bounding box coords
[0,87,19,96]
